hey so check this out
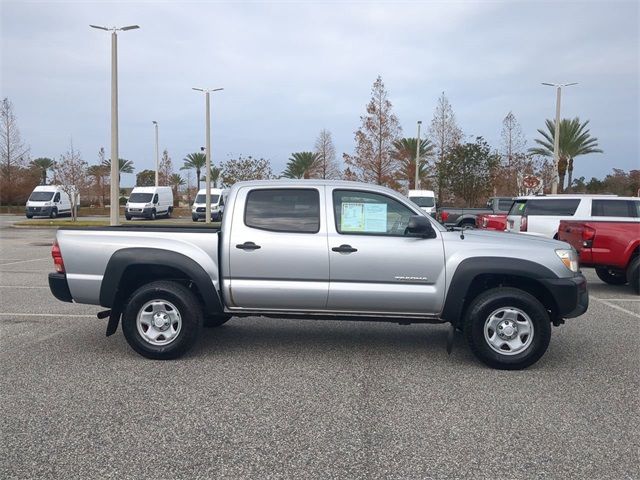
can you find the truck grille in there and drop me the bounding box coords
[196,207,206,212]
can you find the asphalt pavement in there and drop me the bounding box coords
[0,219,638,479]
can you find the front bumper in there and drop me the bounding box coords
[126,207,154,218]
[192,211,222,221]
[541,273,589,319]
[49,273,73,303]
[25,206,52,216]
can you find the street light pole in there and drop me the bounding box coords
[542,82,577,194]
[90,24,139,225]
[192,87,223,224]
[152,121,159,186]
[414,120,422,190]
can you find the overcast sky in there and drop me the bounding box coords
[1,0,638,187]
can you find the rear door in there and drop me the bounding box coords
[226,186,329,310]
[326,188,445,315]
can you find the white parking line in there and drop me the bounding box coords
[0,257,49,266]
[598,298,640,302]
[591,296,640,319]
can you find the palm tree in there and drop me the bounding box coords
[168,173,185,206]
[87,164,110,207]
[181,152,207,190]
[391,138,434,189]
[200,166,221,188]
[31,157,54,185]
[101,157,135,183]
[282,152,319,179]
[529,118,602,192]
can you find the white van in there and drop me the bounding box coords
[125,186,173,220]
[408,189,437,215]
[192,188,225,222]
[25,185,73,219]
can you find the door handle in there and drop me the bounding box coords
[332,244,357,253]
[236,241,261,251]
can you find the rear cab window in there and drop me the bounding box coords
[244,188,320,233]
[591,199,640,218]
[497,199,513,212]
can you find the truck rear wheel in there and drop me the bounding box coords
[595,266,627,285]
[463,287,551,370]
[626,257,639,294]
[122,280,203,359]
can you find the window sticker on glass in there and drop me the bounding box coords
[340,202,388,232]
[363,203,387,232]
[341,202,365,231]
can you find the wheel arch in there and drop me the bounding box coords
[100,248,223,314]
[442,257,559,326]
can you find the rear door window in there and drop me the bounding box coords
[591,199,639,218]
[509,200,527,216]
[524,199,581,216]
[498,199,513,211]
[245,188,320,233]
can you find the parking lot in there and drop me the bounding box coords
[1,218,638,480]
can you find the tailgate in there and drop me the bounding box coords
[558,221,592,263]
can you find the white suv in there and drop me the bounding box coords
[506,195,639,238]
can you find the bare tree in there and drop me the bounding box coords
[158,149,173,185]
[220,155,274,186]
[52,140,88,221]
[495,111,528,195]
[313,129,340,179]
[428,92,462,201]
[344,76,402,187]
[1,98,30,204]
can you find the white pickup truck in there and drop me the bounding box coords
[49,180,588,369]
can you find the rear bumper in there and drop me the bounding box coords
[541,274,589,319]
[48,273,73,303]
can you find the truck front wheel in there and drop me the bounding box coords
[626,257,639,294]
[595,267,627,285]
[122,280,203,359]
[463,287,551,370]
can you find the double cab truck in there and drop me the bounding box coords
[49,180,588,370]
[438,197,513,228]
[558,218,639,293]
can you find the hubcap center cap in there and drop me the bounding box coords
[153,313,169,329]
[498,321,517,339]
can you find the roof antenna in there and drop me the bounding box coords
[460,202,465,240]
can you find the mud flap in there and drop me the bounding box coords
[105,309,121,337]
[446,323,455,355]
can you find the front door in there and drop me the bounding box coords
[226,186,329,310]
[326,188,446,315]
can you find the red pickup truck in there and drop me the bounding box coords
[558,220,639,293]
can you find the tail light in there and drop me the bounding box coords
[482,217,489,228]
[440,211,449,222]
[582,226,596,248]
[51,240,65,273]
[520,216,528,232]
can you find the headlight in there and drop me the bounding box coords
[556,249,579,273]
[145,203,153,207]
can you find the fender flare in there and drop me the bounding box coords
[99,248,223,313]
[441,257,557,324]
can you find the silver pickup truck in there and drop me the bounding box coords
[49,180,588,369]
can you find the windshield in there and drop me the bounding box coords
[194,194,220,204]
[28,192,54,202]
[128,193,154,203]
[410,196,435,208]
[509,200,527,216]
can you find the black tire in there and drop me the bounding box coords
[125,215,132,221]
[50,208,58,219]
[595,266,627,285]
[203,314,232,328]
[150,210,156,221]
[463,287,551,370]
[166,207,172,218]
[192,215,199,222]
[121,280,203,360]
[26,214,33,219]
[460,219,475,229]
[626,257,639,294]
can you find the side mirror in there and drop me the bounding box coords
[406,215,436,238]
